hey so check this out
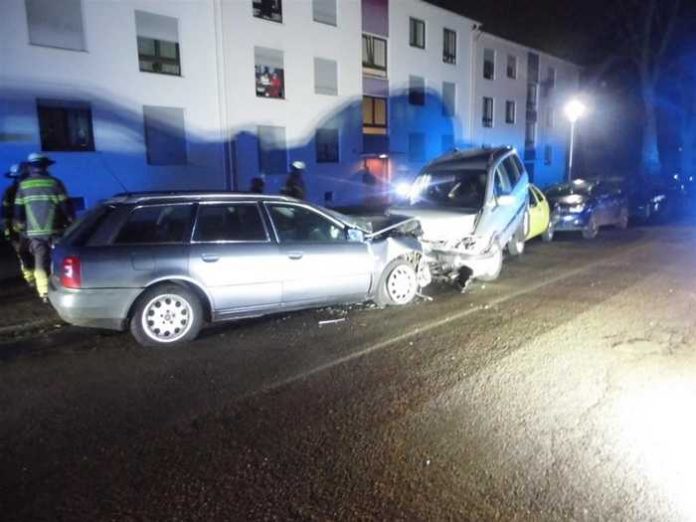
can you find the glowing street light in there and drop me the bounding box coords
[564,99,587,182]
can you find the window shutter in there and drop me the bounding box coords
[313,0,336,26]
[314,58,338,95]
[25,0,85,51]
[135,10,179,42]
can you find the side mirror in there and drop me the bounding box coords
[496,194,516,207]
[347,228,365,243]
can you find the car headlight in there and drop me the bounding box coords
[455,235,493,254]
[568,204,586,213]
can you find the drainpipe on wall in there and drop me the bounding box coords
[213,0,235,191]
[468,23,483,148]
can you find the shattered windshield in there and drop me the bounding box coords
[409,169,488,210]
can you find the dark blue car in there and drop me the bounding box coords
[545,180,629,239]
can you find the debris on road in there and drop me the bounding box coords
[318,318,347,327]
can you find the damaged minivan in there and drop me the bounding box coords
[48,193,430,347]
[389,147,529,285]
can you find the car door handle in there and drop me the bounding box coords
[287,251,304,260]
[201,253,219,263]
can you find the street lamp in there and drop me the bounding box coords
[564,99,586,182]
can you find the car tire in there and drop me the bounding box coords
[507,213,527,256]
[477,245,503,282]
[542,224,554,242]
[582,215,599,240]
[616,207,629,229]
[376,258,419,307]
[130,284,204,348]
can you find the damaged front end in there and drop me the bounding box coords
[422,233,501,284]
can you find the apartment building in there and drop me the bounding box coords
[471,31,580,187]
[0,0,580,210]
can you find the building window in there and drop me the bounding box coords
[442,82,455,117]
[507,55,517,79]
[316,128,339,163]
[37,100,95,152]
[25,0,85,51]
[313,0,336,26]
[546,108,554,128]
[362,34,387,77]
[443,28,456,64]
[505,100,516,124]
[526,83,538,111]
[441,134,454,153]
[409,18,425,49]
[135,11,181,76]
[143,106,187,165]
[544,145,553,165]
[482,97,493,128]
[363,96,387,135]
[258,125,287,174]
[409,75,425,106]
[253,0,282,23]
[483,48,495,80]
[314,58,338,95]
[525,121,536,148]
[255,47,285,99]
[408,133,425,162]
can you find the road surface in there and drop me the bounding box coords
[2,225,696,521]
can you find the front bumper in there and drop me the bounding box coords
[48,281,141,331]
[425,245,500,279]
[552,212,590,231]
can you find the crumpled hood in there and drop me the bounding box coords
[389,207,478,242]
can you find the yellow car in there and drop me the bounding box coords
[526,184,554,242]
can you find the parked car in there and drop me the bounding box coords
[526,184,553,242]
[545,179,629,239]
[601,176,670,223]
[388,147,529,284]
[48,193,430,347]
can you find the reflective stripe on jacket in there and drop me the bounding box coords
[13,175,73,238]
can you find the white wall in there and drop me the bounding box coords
[218,0,364,205]
[387,0,476,183]
[0,0,226,208]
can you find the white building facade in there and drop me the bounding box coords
[0,0,580,210]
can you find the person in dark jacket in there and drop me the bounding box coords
[1,162,35,286]
[13,153,74,301]
[250,176,266,194]
[281,161,307,200]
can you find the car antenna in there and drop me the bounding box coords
[98,155,131,195]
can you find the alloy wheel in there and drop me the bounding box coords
[141,293,194,343]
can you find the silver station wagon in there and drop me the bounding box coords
[48,193,430,347]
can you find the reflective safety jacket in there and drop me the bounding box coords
[13,174,74,239]
[1,182,19,239]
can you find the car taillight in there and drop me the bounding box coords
[61,256,82,289]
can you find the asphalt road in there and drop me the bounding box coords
[2,225,696,521]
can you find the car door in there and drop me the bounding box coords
[489,156,527,245]
[264,202,372,306]
[527,186,547,239]
[188,202,283,314]
[592,183,613,225]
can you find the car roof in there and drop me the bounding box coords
[104,191,300,205]
[421,146,514,172]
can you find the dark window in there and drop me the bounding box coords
[482,97,493,128]
[507,55,517,79]
[115,204,193,244]
[362,34,387,76]
[502,157,521,185]
[143,106,187,166]
[544,145,553,166]
[255,47,285,99]
[443,28,456,64]
[135,11,181,76]
[505,100,515,124]
[494,166,512,197]
[525,121,536,148]
[409,75,425,106]
[526,83,538,111]
[409,17,425,49]
[253,0,282,23]
[408,133,425,162]
[37,101,95,152]
[483,48,495,80]
[268,204,346,243]
[363,96,387,135]
[313,0,336,26]
[258,125,287,174]
[194,204,267,242]
[529,188,539,208]
[512,154,526,176]
[442,81,455,117]
[316,128,339,163]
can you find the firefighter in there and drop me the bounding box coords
[1,162,35,286]
[13,153,74,301]
[281,161,307,200]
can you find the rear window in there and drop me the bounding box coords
[193,203,268,242]
[60,204,113,246]
[114,204,194,244]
